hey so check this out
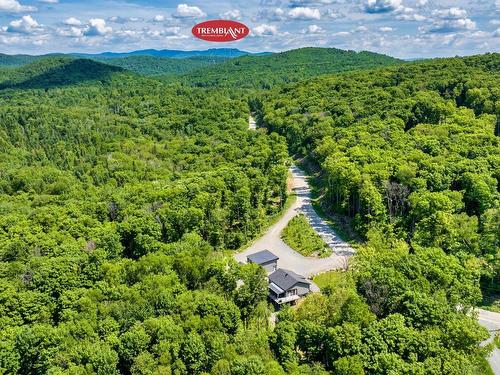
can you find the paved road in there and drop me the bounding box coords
[235,163,354,277]
[478,309,500,374]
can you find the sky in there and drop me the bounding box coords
[0,0,498,58]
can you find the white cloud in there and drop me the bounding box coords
[252,24,278,36]
[152,15,165,22]
[288,7,321,20]
[57,26,83,37]
[490,20,500,26]
[256,7,286,21]
[395,7,426,21]
[108,16,142,24]
[290,0,338,4]
[354,25,368,32]
[113,29,142,42]
[146,27,182,38]
[397,13,426,21]
[379,26,393,32]
[6,15,43,34]
[416,0,428,6]
[325,9,343,19]
[427,18,476,33]
[493,28,500,37]
[432,7,468,19]
[40,0,58,3]
[259,0,281,5]
[332,31,350,37]
[84,18,112,36]
[302,24,324,33]
[0,0,36,12]
[364,0,401,14]
[220,9,242,20]
[64,17,82,26]
[173,4,206,18]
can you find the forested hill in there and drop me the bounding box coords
[76,47,265,59]
[0,55,228,80]
[0,53,45,67]
[0,57,125,90]
[0,48,498,374]
[181,47,402,88]
[259,51,499,254]
[94,55,229,76]
[0,48,262,68]
[0,62,291,373]
[256,52,499,371]
[0,47,402,85]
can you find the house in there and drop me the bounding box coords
[247,250,279,273]
[268,268,310,305]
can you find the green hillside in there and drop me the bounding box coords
[0,53,42,67]
[0,57,125,90]
[0,57,290,374]
[0,54,230,78]
[93,55,229,76]
[182,47,403,88]
[0,50,497,374]
[258,53,499,370]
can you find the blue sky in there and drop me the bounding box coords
[0,0,498,58]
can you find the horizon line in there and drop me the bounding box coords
[0,46,498,60]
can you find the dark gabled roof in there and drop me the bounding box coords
[268,268,310,291]
[247,250,279,265]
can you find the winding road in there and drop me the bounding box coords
[244,116,500,373]
[236,117,354,278]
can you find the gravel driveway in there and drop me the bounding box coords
[247,121,500,374]
[234,162,354,278]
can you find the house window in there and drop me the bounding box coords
[287,289,297,297]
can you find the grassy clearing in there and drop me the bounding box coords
[281,214,331,257]
[313,270,355,292]
[313,270,344,289]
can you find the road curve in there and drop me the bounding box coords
[247,119,500,373]
[478,309,500,374]
[235,162,354,278]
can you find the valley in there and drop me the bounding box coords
[0,47,498,375]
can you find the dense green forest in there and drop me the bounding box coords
[181,48,402,89]
[0,54,45,67]
[97,56,229,77]
[0,49,498,374]
[0,55,229,79]
[0,58,293,374]
[0,48,401,87]
[255,52,499,372]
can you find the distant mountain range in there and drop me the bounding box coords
[73,48,271,59]
[0,48,271,67]
[0,47,405,88]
